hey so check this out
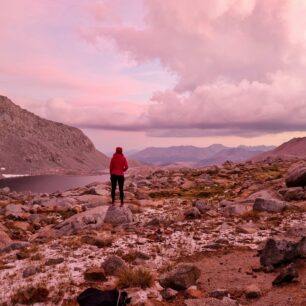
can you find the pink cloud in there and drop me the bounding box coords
[2,0,306,138]
[84,0,306,136]
[43,98,147,131]
[0,58,145,99]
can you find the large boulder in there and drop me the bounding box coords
[104,206,133,226]
[286,166,306,187]
[5,204,29,220]
[253,198,286,213]
[38,197,76,212]
[43,206,109,238]
[159,263,201,290]
[259,238,298,266]
[279,187,305,201]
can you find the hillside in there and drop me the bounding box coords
[197,147,263,166]
[253,137,306,161]
[0,95,109,175]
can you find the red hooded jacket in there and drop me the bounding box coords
[110,147,128,176]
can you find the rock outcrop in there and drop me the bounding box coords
[253,198,286,212]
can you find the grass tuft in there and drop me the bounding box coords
[117,267,154,289]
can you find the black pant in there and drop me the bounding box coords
[111,175,124,204]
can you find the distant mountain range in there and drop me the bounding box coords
[128,144,275,166]
[253,137,306,161]
[0,95,109,175]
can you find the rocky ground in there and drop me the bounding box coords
[0,159,305,305]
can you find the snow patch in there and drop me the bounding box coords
[2,174,29,178]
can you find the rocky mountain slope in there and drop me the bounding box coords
[0,95,109,175]
[0,158,305,305]
[129,145,273,166]
[253,137,306,161]
[197,147,263,166]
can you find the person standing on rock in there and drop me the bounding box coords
[109,147,128,206]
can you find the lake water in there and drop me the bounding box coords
[0,174,110,193]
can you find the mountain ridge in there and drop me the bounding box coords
[129,144,274,166]
[0,95,109,175]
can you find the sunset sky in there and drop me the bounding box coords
[1,0,306,152]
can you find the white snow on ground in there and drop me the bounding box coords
[1,200,304,305]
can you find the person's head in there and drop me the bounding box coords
[116,147,123,154]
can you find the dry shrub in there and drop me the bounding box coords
[11,286,49,304]
[117,267,154,289]
[121,250,138,263]
[240,210,260,222]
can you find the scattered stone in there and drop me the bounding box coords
[161,288,178,300]
[101,255,127,276]
[23,266,39,278]
[0,187,10,195]
[259,238,298,266]
[286,166,306,187]
[272,263,299,286]
[146,217,161,226]
[244,284,261,299]
[236,224,258,234]
[1,241,29,253]
[45,257,64,266]
[220,200,252,216]
[159,263,201,290]
[184,207,201,219]
[281,187,305,201]
[193,200,211,213]
[185,286,204,299]
[84,267,107,282]
[209,289,229,300]
[81,235,113,248]
[253,198,286,213]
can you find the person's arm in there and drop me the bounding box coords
[109,158,114,174]
[123,158,129,172]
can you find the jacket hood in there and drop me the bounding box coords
[115,147,123,154]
